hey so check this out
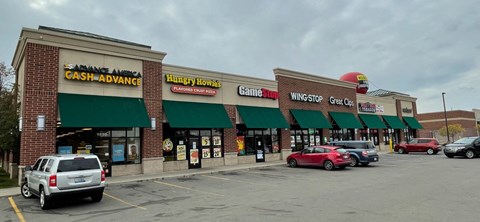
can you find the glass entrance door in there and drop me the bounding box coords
[188,137,201,169]
[255,135,265,162]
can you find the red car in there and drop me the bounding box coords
[394,138,441,155]
[287,145,351,170]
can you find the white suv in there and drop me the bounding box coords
[21,154,106,209]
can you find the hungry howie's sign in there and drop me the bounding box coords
[64,64,142,86]
[165,74,221,96]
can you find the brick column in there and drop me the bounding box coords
[223,105,238,165]
[141,60,163,174]
[20,43,58,166]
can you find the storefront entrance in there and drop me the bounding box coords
[255,135,265,162]
[188,137,201,169]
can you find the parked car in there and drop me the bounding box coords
[394,138,441,155]
[21,154,106,210]
[287,145,351,171]
[443,137,480,159]
[329,140,379,167]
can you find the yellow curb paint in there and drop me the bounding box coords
[154,180,224,197]
[8,197,26,222]
[104,192,146,210]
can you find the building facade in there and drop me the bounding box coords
[417,110,479,143]
[10,26,422,180]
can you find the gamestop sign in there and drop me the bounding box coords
[238,85,279,100]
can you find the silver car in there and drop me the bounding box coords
[21,154,106,209]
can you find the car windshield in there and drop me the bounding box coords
[335,148,347,153]
[57,158,100,172]
[453,137,476,144]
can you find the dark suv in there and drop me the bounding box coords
[328,141,379,166]
[443,137,480,159]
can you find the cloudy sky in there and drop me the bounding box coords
[1,0,479,113]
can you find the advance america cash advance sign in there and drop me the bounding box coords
[64,64,142,86]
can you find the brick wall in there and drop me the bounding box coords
[224,105,237,153]
[20,43,59,165]
[276,75,358,147]
[417,110,478,138]
[142,61,163,158]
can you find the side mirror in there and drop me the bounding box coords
[25,166,32,171]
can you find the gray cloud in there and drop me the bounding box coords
[1,0,479,113]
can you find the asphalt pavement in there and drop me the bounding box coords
[0,150,392,198]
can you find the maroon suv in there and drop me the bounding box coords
[394,138,441,155]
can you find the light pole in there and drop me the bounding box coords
[442,92,450,142]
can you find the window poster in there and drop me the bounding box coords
[214,148,222,157]
[177,145,186,160]
[290,136,295,148]
[128,144,139,160]
[309,135,315,146]
[213,136,222,146]
[190,148,199,165]
[236,136,245,155]
[112,144,125,162]
[202,137,211,146]
[202,148,211,158]
[58,146,72,154]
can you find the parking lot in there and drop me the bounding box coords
[2,153,480,222]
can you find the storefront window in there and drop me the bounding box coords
[162,128,224,161]
[56,128,142,167]
[290,129,323,151]
[359,129,380,145]
[329,129,354,142]
[237,127,279,155]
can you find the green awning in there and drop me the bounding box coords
[403,116,423,129]
[358,114,387,129]
[237,105,289,129]
[290,109,332,129]
[329,112,363,129]
[163,100,232,128]
[58,93,150,128]
[382,115,407,129]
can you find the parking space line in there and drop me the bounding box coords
[8,197,26,222]
[153,180,224,197]
[104,192,147,210]
[202,175,277,187]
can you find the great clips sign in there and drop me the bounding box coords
[238,85,279,100]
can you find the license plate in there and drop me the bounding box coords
[74,178,85,183]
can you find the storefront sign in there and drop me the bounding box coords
[289,92,323,103]
[238,85,279,100]
[190,148,199,165]
[163,138,173,152]
[358,102,376,113]
[177,145,186,160]
[328,96,354,107]
[171,85,217,96]
[112,144,125,162]
[64,64,142,86]
[165,74,221,88]
[376,105,384,113]
[237,136,245,155]
[402,108,413,113]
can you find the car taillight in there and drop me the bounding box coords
[49,175,57,187]
[101,170,105,182]
[362,150,368,157]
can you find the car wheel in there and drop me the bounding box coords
[349,156,358,167]
[91,192,103,202]
[288,159,297,168]
[445,154,454,158]
[398,148,405,154]
[323,160,334,171]
[21,182,33,198]
[427,148,434,155]
[40,187,51,210]
[465,150,475,159]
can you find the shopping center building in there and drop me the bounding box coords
[9,26,423,180]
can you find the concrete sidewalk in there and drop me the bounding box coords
[0,151,393,198]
